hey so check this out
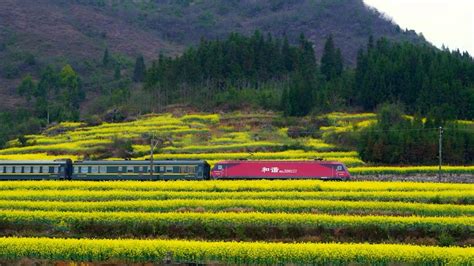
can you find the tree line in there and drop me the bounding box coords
[15,31,474,122]
[143,31,474,120]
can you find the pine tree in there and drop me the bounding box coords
[321,35,343,81]
[281,36,293,72]
[114,65,121,80]
[102,48,109,67]
[133,55,146,82]
[280,87,291,116]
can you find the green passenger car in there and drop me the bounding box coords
[71,160,211,180]
[0,160,72,180]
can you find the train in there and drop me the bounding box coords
[0,159,351,180]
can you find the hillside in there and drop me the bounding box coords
[1,111,473,176]
[0,0,423,108]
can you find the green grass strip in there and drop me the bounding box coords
[0,180,471,192]
[0,210,471,243]
[0,199,471,217]
[0,190,471,204]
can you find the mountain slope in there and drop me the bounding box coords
[0,0,424,109]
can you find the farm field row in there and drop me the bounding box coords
[0,179,472,264]
[1,210,472,245]
[0,180,470,192]
[1,189,471,204]
[1,237,471,265]
[0,199,471,216]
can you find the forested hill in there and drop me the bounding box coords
[2,0,473,154]
[0,0,423,108]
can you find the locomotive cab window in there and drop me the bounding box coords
[217,165,223,170]
[336,165,343,171]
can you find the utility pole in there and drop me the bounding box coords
[438,126,443,181]
[149,133,161,178]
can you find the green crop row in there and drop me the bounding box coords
[0,237,471,265]
[0,199,471,217]
[0,189,471,204]
[0,180,471,192]
[0,210,471,244]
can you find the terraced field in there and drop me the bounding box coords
[0,112,473,175]
[0,180,472,264]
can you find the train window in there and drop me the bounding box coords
[14,166,19,173]
[0,166,3,173]
[81,167,88,174]
[159,166,165,172]
[74,167,79,174]
[127,166,134,173]
[33,166,41,173]
[53,166,59,173]
[166,166,173,173]
[336,165,343,171]
[24,166,31,173]
[91,166,99,173]
[6,166,13,173]
[138,166,143,172]
[99,166,107,173]
[118,166,123,172]
[217,165,223,170]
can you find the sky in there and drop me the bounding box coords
[363,0,474,55]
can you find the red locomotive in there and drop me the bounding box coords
[211,160,351,180]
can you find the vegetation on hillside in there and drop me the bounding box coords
[1,110,473,171]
